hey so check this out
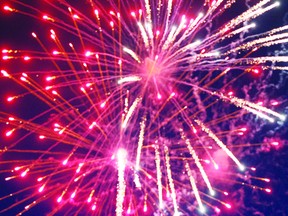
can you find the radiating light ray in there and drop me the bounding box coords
[135,117,146,171]
[176,12,204,47]
[123,47,141,63]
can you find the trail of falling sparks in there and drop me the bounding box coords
[134,117,146,188]
[137,22,150,49]
[195,120,245,171]
[118,76,142,85]
[185,160,205,214]
[116,149,127,216]
[218,93,286,122]
[180,129,215,196]
[122,97,142,128]
[164,146,178,214]
[154,144,163,210]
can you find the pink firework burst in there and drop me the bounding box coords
[0,0,287,215]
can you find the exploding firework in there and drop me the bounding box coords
[0,0,287,215]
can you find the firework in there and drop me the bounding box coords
[0,0,287,215]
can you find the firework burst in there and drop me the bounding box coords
[0,0,287,215]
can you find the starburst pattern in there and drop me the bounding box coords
[0,0,287,215]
